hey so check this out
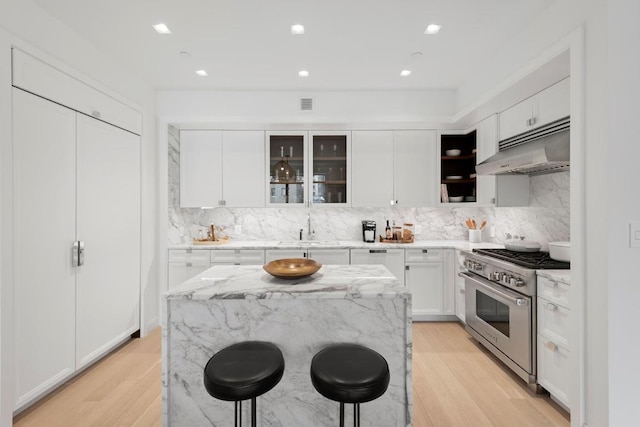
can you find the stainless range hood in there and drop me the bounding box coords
[476,117,570,176]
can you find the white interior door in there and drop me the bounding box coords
[75,114,140,369]
[12,89,77,407]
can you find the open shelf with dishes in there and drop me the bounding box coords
[440,130,477,203]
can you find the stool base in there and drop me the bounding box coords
[339,402,360,427]
[233,397,257,427]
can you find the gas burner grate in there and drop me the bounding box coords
[473,249,570,270]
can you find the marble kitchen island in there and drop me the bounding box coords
[163,264,412,426]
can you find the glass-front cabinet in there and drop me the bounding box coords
[267,131,350,206]
[267,132,307,205]
[310,131,349,205]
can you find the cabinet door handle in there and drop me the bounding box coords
[546,302,558,311]
[369,249,387,254]
[73,241,85,267]
[405,265,410,271]
[421,249,429,253]
[530,117,537,126]
[186,262,192,267]
[459,288,465,294]
[545,341,558,351]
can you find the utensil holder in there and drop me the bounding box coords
[469,229,482,243]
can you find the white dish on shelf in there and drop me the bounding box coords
[445,149,461,156]
[449,196,464,202]
[445,175,463,180]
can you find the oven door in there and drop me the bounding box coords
[462,271,533,375]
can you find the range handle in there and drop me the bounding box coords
[459,272,529,306]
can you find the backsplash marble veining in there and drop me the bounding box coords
[168,130,570,249]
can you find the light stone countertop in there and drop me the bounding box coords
[165,264,408,300]
[168,239,503,251]
[537,269,571,285]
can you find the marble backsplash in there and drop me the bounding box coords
[168,130,570,249]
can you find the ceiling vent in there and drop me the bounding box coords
[300,98,313,111]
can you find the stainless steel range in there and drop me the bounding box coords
[460,249,570,389]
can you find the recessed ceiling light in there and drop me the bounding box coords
[291,24,305,35]
[400,70,412,77]
[152,23,171,34]
[195,70,208,77]
[298,70,309,77]
[424,24,441,35]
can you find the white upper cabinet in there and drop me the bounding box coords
[12,48,142,135]
[267,131,308,206]
[221,131,266,207]
[536,78,571,128]
[352,130,437,207]
[499,78,570,141]
[180,130,265,208]
[394,130,437,207]
[309,131,351,206]
[351,131,394,207]
[180,130,223,208]
[470,114,530,207]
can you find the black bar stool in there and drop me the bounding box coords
[204,341,285,427]
[310,343,390,427]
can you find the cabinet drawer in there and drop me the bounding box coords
[405,248,443,263]
[168,249,210,264]
[537,335,570,408]
[12,48,142,135]
[211,249,265,264]
[537,297,570,348]
[538,276,571,308]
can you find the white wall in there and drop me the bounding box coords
[607,0,640,424]
[156,89,457,127]
[0,1,159,425]
[0,26,12,427]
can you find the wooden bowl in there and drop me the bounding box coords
[263,258,322,279]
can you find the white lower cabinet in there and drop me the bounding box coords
[350,248,405,285]
[266,248,349,265]
[538,336,571,407]
[211,249,265,265]
[265,249,308,262]
[404,249,455,320]
[168,250,212,290]
[453,250,466,322]
[307,249,350,265]
[537,275,572,410]
[169,249,267,289]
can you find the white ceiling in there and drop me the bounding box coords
[32,0,557,91]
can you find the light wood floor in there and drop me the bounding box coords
[14,323,569,426]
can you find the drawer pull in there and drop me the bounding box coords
[186,248,192,254]
[546,302,558,311]
[186,262,192,267]
[422,249,429,253]
[369,249,387,254]
[545,341,558,351]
